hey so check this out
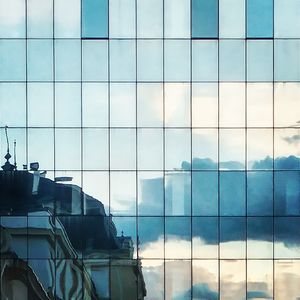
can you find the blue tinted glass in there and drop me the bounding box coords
[82,0,108,38]
[247,0,273,38]
[192,0,218,38]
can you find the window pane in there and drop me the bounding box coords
[110,175,136,215]
[192,83,218,127]
[28,83,53,127]
[219,83,245,127]
[192,129,218,169]
[220,260,246,299]
[28,217,55,260]
[141,260,164,299]
[55,130,81,170]
[164,0,190,38]
[82,83,108,127]
[247,83,273,127]
[27,40,53,81]
[220,172,246,216]
[247,171,273,216]
[138,129,163,170]
[54,171,82,214]
[82,0,108,38]
[82,40,108,81]
[220,217,246,258]
[109,0,135,38]
[219,0,245,38]
[247,40,273,82]
[192,171,218,216]
[275,0,300,38]
[193,260,219,299]
[83,129,108,170]
[192,40,218,81]
[274,129,300,165]
[247,217,273,259]
[219,40,245,81]
[275,40,300,82]
[165,171,191,216]
[165,129,191,170]
[56,216,83,258]
[220,129,245,169]
[275,261,300,299]
[91,265,109,297]
[0,0,25,38]
[27,0,53,37]
[274,171,300,216]
[0,40,26,81]
[137,40,163,81]
[110,129,136,170]
[83,171,109,212]
[0,128,26,168]
[193,217,218,258]
[54,0,80,38]
[1,217,27,258]
[275,83,300,127]
[137,83,163,127]
[55,40,81,81]
[55,83,81,127]
[110,40,136,81]
[138,217,164,258]
[165,83,190,127]
[165,217,191,258]
[28,129,54,170]
[220,260,245,300]
[28,259,55,295]
[192,0,218,38]
[110,83,136,127]
[274,217,300,258]
[138,171,164,216]
[247,260,273,298]
[247,129,273,170]
[164,40,190,81]
[137,0,163,38]
[247,0,273,38]
[0,83,26,127]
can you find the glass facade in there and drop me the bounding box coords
[0,0,299,299]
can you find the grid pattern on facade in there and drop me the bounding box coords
[0,0,300,299]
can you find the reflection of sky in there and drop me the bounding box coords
[1,2,300,299]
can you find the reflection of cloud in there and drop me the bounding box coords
[141,262,164,300]
[174,283,218,300]
[247,290,272,299]
[142,257,300,300]
[275,260,300,299]
[0,1,24,27]
[140,236,300,260]
[283,134,300,145]
[138,156,300,248]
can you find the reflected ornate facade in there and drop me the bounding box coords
[0,158,146,299]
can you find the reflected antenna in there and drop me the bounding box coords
[14,139,17,169]
[5,126,10,155]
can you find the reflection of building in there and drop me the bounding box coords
[165,172,190,215]
[0,155,146,299]
[139,177,163,214]
[140,172,191,216]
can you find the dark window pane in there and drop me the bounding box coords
[82,0,108,38]
[247,0,273,38]
[192,0,218,38]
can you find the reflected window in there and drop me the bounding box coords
[192,0,218,38]
[82,0,108,38]
[247,0,273,38]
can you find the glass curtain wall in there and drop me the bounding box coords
[0,0,299,299]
